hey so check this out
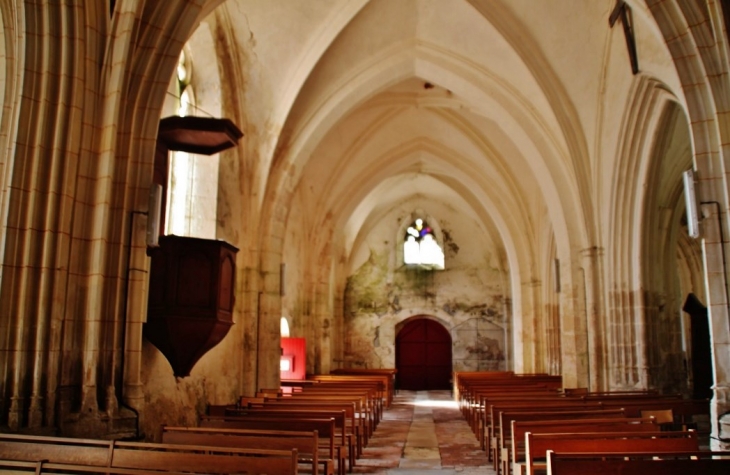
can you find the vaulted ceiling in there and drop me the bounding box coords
[193,0,689,282]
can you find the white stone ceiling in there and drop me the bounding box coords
[199,0,688,272]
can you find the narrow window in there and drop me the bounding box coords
[164,49,218,239]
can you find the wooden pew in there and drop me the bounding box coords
[272,392,377,438]
[484,400,605,458]
[309,374,392,407]
[161,425,332,475]
[546,450,730,475]
[565,392,710,434]
[329,368,397,405]
[507,417,657,475]
[562,388,659,397]
[597,398,710,430]
[330,368,398,405]
[0,433,298,475]
[292,384,384,426]
[458,374,563,434]
[471,392,564,448]
[524,430,699,475]
[474,391,563,439]
[458,377,556,419]
[231,403,361,463]
[467,386,560,432]
[0,459,261,475]
[200,414,348,475]
[496,410,628,475]
[454,371,538,403]
[456,372,562,405]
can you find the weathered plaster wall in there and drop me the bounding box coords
[343,200,509,372]
[139,334,241,441]
[281,194,313,337]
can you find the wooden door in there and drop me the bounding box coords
[396,318,452,390]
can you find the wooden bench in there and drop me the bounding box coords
[261,394,375,442]
[461,380,558,423]
[200,414,348,475]
[598,398,710,430]
[292,384,384,426]
[562,388,659,397]
[476,391,565,439]
[484,400,605,458]
[327,369,396,406]
[161,425,332,475]
[232,403,361,463]
[0,433,298,475]
[468,387,560,434]
[507,417,657,475]
[455,371,560,398]
[0,459,265,475]
[546,450,730,475]
[496,410,628,474]
[455,372,562,406]
[524,430,699,475]
[307,374,395,407]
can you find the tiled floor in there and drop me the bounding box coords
[353,390,495,474]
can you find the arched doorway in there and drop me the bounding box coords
[396,318,452,390]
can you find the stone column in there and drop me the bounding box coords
[581,247,607,391]
[315,266,333,375]
[122,212,150,410]
[700,202,730,450]
[558,258,589,389]
[519,280,539,373]
[257,250,284,391]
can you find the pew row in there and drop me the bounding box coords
[507,417,657,475]
[0,433,298,475]
[220,405,359,469]
[546,450,730,475]
[0,459,277,475]
[161,425,332,475]
[524,430,700,475]
[200,414,348,475]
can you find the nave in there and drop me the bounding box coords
[353,390,491,474]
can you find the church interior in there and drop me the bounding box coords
[1,0,730,464]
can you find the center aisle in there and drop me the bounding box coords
[353,389,493,474]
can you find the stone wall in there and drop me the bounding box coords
[341,202,509,372]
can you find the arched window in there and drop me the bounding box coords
[404,218,445,269]
[164,48,218,239]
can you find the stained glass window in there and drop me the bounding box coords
[404,218,444,269]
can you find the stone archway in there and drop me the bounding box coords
[396,317,453,390]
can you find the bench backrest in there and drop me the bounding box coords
[161,426,320,475]
[546,450,730,475]
[501,409,626,446]
[229,406,356,440]
[0,459,250,475]
[598,398,710,418]
[511,418,657,465]
[487,401,605,436]
[199,415,341,452]
[525,431,699,475]
[0,433,299,475]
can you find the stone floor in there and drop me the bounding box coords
[352,390,495,475]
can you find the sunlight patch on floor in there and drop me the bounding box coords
[410,399,458,408]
